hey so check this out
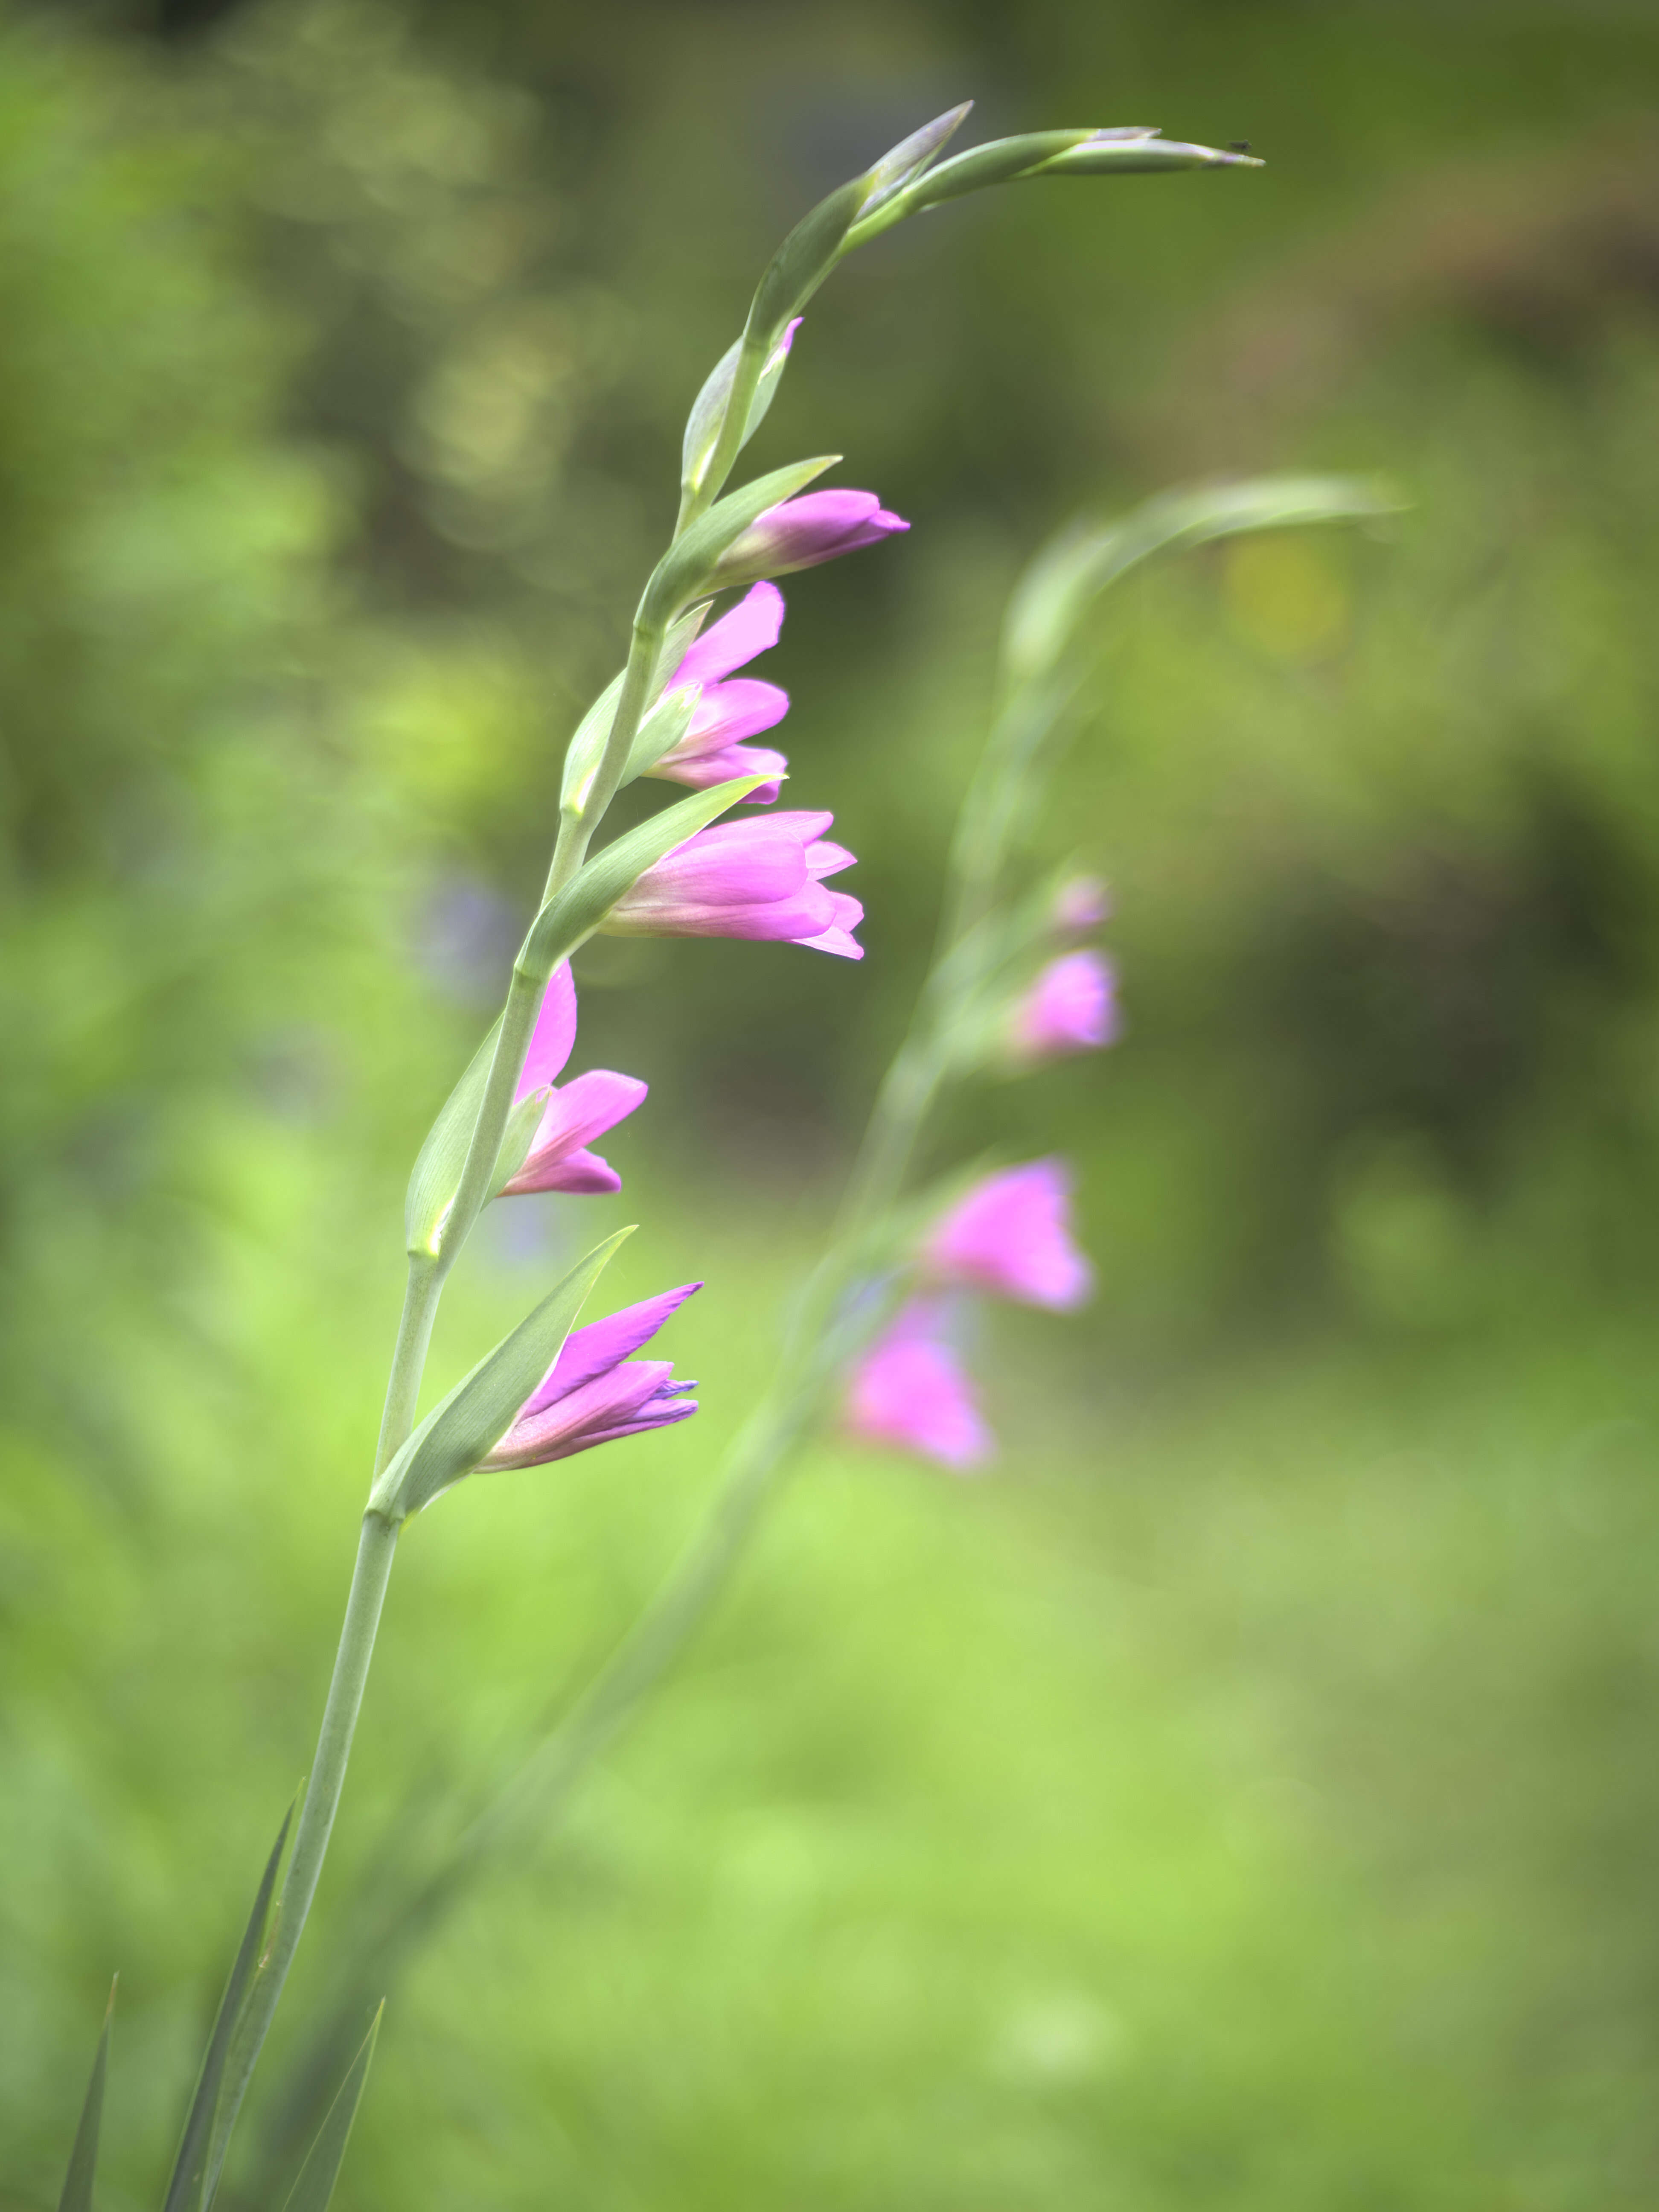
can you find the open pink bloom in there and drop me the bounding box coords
[602,810,863,959]
[844,1300,991,1472]
[922,1158,1094,1311]
[1051,876,1112,934]
[479,1283,701,1469]
[503,962,648,1197]
[651,581,791,804]
[712,489,909,585]
[1007,951,1119,1066]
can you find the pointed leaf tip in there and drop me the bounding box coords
[162,1797,296,2212]
[279,2005,383,2212]
[57,1982,116,2212]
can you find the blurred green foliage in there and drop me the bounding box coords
[5,0,1659,2206]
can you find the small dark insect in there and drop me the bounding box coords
[1227,140,1253,154]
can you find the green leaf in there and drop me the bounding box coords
[747,175,869,341]
[405,1025,498,1259]
[628,682,701,781]
[856,102,974,215]
[57,1980,115,2212]
[559,605,709,811]
[1037,134,1263,177]
[488,1084,551,1202]
[162,1802,295,2212]
[1001,474,1404,684]
[279,2007,382,2212]
[639,456,838,630]
[904,129,1093,207]
[369,1227,634,1521]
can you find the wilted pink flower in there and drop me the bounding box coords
[1007,951,1119,1066]
[602,810,863,959]
[1051,876,1111,934]
[713,489,909,587]
[922,1158,1094,1311]
[844,1300,991,1472]
[650,582,791,804]
[504,963,648,1196]
[479,1283,701,1469]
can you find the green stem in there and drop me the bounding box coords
[204,1511,400,2195]
[373,1257,442,1478]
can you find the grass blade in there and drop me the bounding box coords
[161,1799,294,2212]
[279,2007,382,2212]
[57,1978,115,2212]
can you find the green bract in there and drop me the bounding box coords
[369,1228,634,1522]
[642,456,838,629]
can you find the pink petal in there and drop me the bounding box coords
[845,1307,992,1470]
[669,581,785,689]
[517,963,578,1101]
[530,1281,703,1408]
[923,1158,1094,1312]
[681,678,789,751]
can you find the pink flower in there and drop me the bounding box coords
[1050,876,1111,935]
[922,1159,1094,1311]
[844,1301,991,1472]
[602,810,863,959]
[649,582,791,804]
[1007,951,1119,1066]
[712,489,909,588]
[480,1284,701,1469]
[504,963,649,1196]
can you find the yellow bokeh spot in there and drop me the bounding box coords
[1224,536,1351,662]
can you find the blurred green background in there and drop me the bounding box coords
[6,0,1659,2203]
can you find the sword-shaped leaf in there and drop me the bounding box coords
[161,1801,294,2212]
[279,2007,382,2212]
[56,1979,115,2212]
[369,1226,633,1522]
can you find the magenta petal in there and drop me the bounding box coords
[796,889,864,959]
[805,839,856,881]
[682,678,790,751]
[650,742,788,800]
[845,1306,992,1471]
[509,1146,621,1196]
[530,1281,703,1408]
[1009,952,1118,1063]
[923,1158,1094,1311]
[517,963,579,1101]
[534,1069,649,1153]
[670,581,785,688]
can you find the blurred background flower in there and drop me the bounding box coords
[6,1,1659,2206]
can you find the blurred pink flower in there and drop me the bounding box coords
[602,809,863,958]
[480,1284,701,1468]
[504,962,648,1196]
[922,1158,1093,1311]
[844,1300,991,1471]
[1007,950,1119,1066]
[1050,876,1111,934]
[650,582,791,804]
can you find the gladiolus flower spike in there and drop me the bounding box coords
[922,1158,1094,1311]
[649,581,792,804]
[505,962,649,1197]
[602,811,863,959]
[480,1284,701,1470]
[844,1300,992,1473]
